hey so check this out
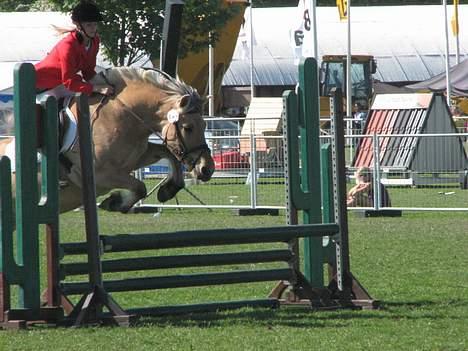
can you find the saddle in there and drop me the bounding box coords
[36,96,78,155]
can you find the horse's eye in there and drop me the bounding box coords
[182,124,193,133]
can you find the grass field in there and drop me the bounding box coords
[0,208,467,350]
[144,177,468,209]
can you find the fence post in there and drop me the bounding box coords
[372,133,381,210]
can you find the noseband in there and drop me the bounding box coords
[163,119,211,169]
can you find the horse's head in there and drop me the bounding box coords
[97,67,215,183]
[161,93,214,182]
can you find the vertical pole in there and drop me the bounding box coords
[208,32,215,116]
[345,0,352,125]
[0,157,14,321]
[14,63,40,312]
[453,0,460,64]
[372,134,381,210]
[282,98,299,272]
[249,0,255,100]
[298,58,322,285]
[40,96,61,309]
[443,0,452,106]
[308,0,318,60]
[161,0,184,77]
[76,95,103,292]
[330,88,351,291]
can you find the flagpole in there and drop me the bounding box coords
[453,0,460,64]
[443,0,452,106]
[208,32,214,116]
[309,0,318,60]
[249,0,254,100]
[346,0,352,143]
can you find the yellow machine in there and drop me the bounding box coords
[177,0,248,111]
[319,55,377,117]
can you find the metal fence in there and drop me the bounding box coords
[139,117,468,212]
[1,103,466,212]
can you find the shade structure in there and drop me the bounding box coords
[353,93,467,181]
[406,59,468,96]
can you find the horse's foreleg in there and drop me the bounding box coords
[135,142,185,202]
[95,172,147,213]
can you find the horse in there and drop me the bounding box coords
[0,67,215,214]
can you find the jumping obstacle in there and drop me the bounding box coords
[0,58,377,328]
[0,63,62,328]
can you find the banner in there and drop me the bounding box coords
[289,0,315,64]
[451,0,459,36]
[239,11,257,61]
[336,0,347,20]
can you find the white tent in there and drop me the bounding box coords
[223,5,468,86]
[0,12,112,95]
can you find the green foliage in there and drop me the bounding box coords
[46,1,164,66]
[254,0,298,7]
[0,0,33,11]
[44,1,239,66]
[179,1,240,57]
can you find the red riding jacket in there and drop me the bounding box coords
[35,31,99,95]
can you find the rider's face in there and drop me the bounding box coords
[80,22,98,38]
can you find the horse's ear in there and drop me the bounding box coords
[178,94,192,112]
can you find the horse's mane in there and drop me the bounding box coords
[102,67,202,112]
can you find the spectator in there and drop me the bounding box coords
[347,167,391,207]
[353,102,367,133]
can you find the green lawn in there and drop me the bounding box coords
[142,177,468,209]
[0,208,467,350]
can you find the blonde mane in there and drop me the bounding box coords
[102,67,202,111]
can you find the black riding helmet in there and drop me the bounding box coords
[71,1,103,22]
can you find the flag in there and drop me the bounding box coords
[239,12,256,61]
[336,0,347,20]
[451,0,459,36]
[289,0,315,64]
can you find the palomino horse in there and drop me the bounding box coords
[0,67,215,213]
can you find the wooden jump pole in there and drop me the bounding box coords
[66,94,132,327]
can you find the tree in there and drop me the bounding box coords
[0,0,35,11]
[46,1,239,66]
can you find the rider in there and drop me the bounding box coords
[35,1,114,98]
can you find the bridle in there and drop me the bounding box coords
[93,69,210,169]
[162,115,211,167]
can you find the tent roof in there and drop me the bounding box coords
[0,12,151,92]
[2,7,468,90]
[406,59,468,96]
[223,5,468,86]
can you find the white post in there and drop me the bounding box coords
[208,32,215,116]
[249,1,255,100]
[443,0,452,106]
[248,1,257,208]
[453,0,460,65]
[346,0,353,157]
[309,0,318,60]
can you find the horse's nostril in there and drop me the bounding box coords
[201,166,212,178]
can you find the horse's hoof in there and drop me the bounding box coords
[157,179,184,202]
[99,191,123,212]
